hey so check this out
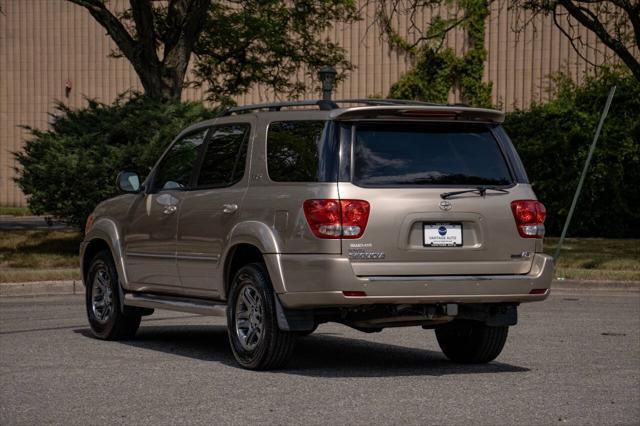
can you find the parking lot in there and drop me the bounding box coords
[1,290,638,425]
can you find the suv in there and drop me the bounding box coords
[81,99,553,370]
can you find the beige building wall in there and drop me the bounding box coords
[0,0,620,207]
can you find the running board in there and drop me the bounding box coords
[124,293,227,317]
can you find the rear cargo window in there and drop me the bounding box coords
[267,120,337,182]
[352,123,513,187]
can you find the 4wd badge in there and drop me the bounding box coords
[348,250,386,260]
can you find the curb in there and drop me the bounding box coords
[1,278,639,298]
[0,280,83,298]
[551,279,640,292]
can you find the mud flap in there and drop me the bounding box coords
[119,281,154,317]
[274,294,315,331]
[458,304,518,326]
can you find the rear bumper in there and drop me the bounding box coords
[267,253,554,309]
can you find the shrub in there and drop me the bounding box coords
[15,95,215,229]
[15,70,639,238]
[504,68,640,238]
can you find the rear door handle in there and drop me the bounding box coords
[163,205,178,215]
[222,204,238,214]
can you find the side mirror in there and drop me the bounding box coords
[117,171,141,193]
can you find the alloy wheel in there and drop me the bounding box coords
[234,281,265,351]
[91,267,114,324]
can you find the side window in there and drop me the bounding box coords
[267,121,327,182]
[197,124,250,188]
[152,130,207,191]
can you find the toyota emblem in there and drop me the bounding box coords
[439,200,452,211]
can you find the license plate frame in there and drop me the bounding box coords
[423,222,463,247]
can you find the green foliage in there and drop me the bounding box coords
[386,0,492,107]
[389,49,459,103]
[504,68,640,238]
[193,0,359,102]
[15,95,215,229]
[112,0,359,102]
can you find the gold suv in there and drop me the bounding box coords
[80,99,553,369]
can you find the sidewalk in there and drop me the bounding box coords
[1,279,638,298]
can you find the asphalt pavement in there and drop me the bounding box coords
[1,291,638,425]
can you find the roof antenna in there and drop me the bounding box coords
[318,66,337,101]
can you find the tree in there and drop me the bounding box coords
[373,0,640,103]
[513,0,640,82]
[372,0,493,106]
[504,68,640,237]
[68,0,358,101]
[370,0,491,107]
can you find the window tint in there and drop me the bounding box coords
[153,130,207,191]
[267,121,328,182]
[197,124,250,187]
[353,123,512,186]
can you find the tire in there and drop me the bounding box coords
[227,263,296,370]
[435,320,508,364]
[85,250,141,340]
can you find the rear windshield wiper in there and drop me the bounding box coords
[440,186,510,199]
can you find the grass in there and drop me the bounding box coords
[0,206,32,216]
[544,238,640,281]
[0,230,638,283]
[0,268,81,283]
[0,230,82,283]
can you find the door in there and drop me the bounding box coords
[177,122,252,298]
[337,121,538,277]
[124,129,208,293]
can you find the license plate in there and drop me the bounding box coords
[423,223,463,247]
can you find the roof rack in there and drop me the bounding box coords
[216,98,447,117]
[217,100,338,117]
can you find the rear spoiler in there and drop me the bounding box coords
[330,105,505,123]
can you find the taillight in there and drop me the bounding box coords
[511,200,546,238]
[303,199,370,239]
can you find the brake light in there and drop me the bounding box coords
[400,110,458,118]
[303,199,370,239]
[511,200,546,238]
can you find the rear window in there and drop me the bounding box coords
[352,123,513,186]
[267,120,337,182]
